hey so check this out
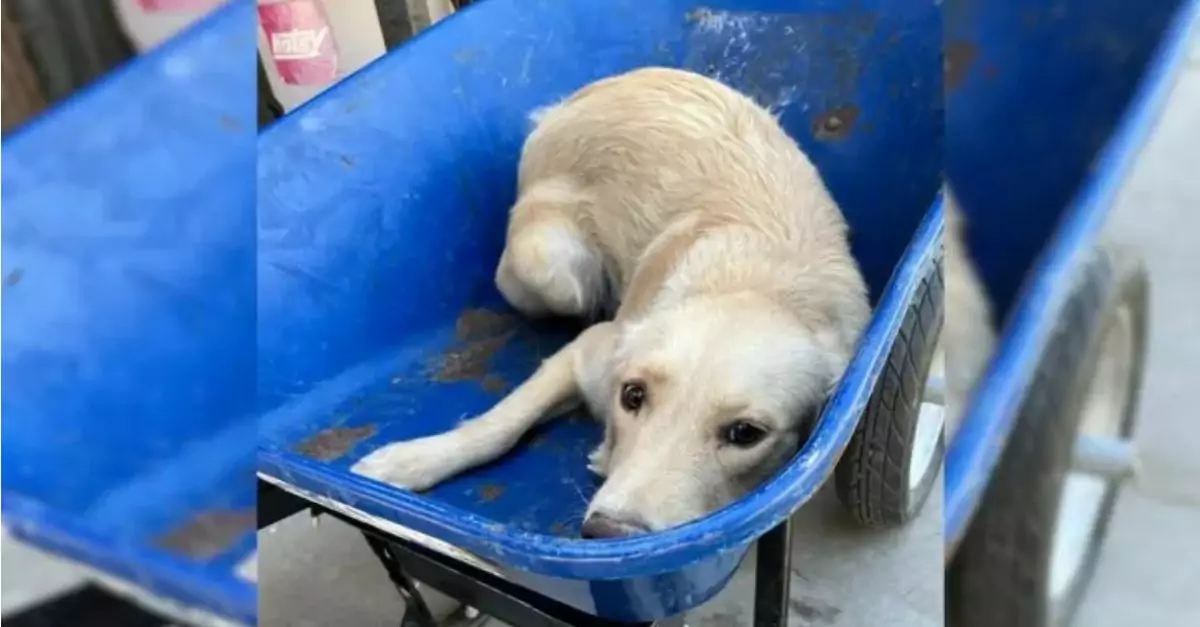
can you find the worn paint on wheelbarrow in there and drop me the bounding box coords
[944,0,1200,547]
[0,1,257,624]
[258,0,942,621]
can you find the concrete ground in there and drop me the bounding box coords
[0,532,92,615]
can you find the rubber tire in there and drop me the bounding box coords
[947,244,1148,627]
[834,250,945,527]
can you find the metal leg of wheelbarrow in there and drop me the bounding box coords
[351,518,664,627]
[363,534,439,627]
[351,509,793,627]
[753,517,793,627]
[257,479,312,529]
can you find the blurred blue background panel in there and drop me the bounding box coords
[1,0,256,622]
[945,0,1198,542]
[945,0,1191,317]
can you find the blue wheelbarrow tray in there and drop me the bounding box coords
[943,0,1200,546]
[257,0,941,621]
[1,2,257,625]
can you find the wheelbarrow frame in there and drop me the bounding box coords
[256,202,945,627]
[259,480,792,627]
[255,213,945,619]
[255,0,946,623]
[256,206,944,627]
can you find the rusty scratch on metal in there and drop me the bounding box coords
[293,424,378,461]
[154,510,255,560]
[477,483,506,503]
[813,105,861,141]
[944,40,979,92]
[431,308,520,384]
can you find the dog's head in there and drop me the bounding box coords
[580,293,853,538]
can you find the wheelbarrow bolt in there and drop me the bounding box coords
[1072,435,1138,480]
[464,606,479,619]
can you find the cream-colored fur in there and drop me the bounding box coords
[354,68,869,534]
[942,188,997,437]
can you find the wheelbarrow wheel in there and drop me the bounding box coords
[947,243,1147,627]
[834,250,945,527]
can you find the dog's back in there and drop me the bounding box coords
[509,68,858,311]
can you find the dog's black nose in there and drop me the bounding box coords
[580,513,651,539]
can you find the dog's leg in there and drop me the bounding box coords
[352,322,618,491]
[495,184,606,318]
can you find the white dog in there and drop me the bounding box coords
[942,188,996,436]
[353,68,870,537]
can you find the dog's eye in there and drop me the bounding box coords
[620,382,646,412]
[723,420,768,447]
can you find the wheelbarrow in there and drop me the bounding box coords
[257,0,943,624]
[0,1,257,625]
[943,0,1199,626]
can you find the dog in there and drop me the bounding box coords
[942,187,996,436]
[352,67,870,538]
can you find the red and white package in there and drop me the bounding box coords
[258,0,339,86]
[136,0,224,11]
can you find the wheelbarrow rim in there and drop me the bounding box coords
[909,338,946,496]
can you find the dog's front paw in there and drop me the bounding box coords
[351,438,455,492]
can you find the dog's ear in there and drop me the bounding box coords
[773,261,871,361]
[572,322,621,416]
[618,214,733,321]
